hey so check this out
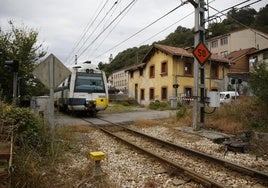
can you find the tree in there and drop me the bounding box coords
[0,21,47,104]
[254,4,268,33]
[248,62,268,105]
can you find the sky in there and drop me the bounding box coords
[0,0,267,66]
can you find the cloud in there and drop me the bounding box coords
[0,0,267,65]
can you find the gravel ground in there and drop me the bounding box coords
[54,124,268,188]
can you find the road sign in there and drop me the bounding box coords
[33,54,71,89]
[193,42,211,66]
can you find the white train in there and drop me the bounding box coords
[54,61,108,116]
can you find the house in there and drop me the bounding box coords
[125,44,230,105]
[248,48,268,72]
[108,68,128,93]
[206,29,268,58]
[226,48,268,96]
[227,48,256,72]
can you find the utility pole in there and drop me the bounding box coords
[188,0,206,130]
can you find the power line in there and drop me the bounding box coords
[75,0,119,59]
[93,0,189,61]
[207,0,260,23]
[88,0,137,60]
[65,0,109,64]
[208,0,268,40]
[77,0,137,59]
[139,11,194,45]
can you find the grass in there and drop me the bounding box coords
[11,125,113,187]
[10,97,268,187]
[99,101,141,114]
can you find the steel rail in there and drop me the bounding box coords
[99,126,225,188]
[81,117,268,182]
[120,125,268,181]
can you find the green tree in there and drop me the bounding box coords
[0,21,47,104]
[254,4,268,33]
[160,26,194,47]
[249,62,268,105]
[227,7,257,27]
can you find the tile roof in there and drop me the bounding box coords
[143,43,230,63]
[227,48,256,61]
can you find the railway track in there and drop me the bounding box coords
[82,117,268,187]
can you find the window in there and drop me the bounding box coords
[263,52,268,60]
[130,71,134,78]
[74,72,105,93]
[220,37,228,45]
[139,68,143,76]
[149,88,154,100]
[140,89,145,100]
[184,62,193,75]
[220,51,228,58]
[211,63,219,78]
[185,87,192,97]
[161,62,167,76]
[149,65,155,78]
[161,87,167,100]
[211,40,218,48]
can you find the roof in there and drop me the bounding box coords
[248,48,268,56]
[124,63,146,72]
[206,28,268,42]
[227,48,256,62]
[142,43,230,64]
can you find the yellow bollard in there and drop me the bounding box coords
[90,151,105,177]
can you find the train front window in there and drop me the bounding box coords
[74,72,105,93]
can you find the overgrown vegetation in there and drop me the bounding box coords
[202,97,267,133]
[0,21,47,104]
[0,103,101,187]
[148,100,170,111]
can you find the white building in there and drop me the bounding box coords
[108,69,129,92]
[206,29,268,58]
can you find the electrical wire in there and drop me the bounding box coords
[207,0,261,22]
[75,0,119,58]
[208,0,268,40]
[139,11,194,45]
[65,0,109,64]
[93,0,189,60]
[88,0,137,61]
[77,0,137,59]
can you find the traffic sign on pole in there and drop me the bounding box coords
[193,42,211,66]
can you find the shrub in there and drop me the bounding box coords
[1,103,47,152]
[176,103,187,120]
[148,100,170,110]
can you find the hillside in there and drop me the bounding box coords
[102,4,268,76]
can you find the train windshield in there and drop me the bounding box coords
[74,72,105,93]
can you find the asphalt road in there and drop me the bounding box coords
[55,109,177,126]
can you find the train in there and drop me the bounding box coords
[54,61,109,116]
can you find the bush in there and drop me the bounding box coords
[148,100,170,110]
[176,103,186,120]
[1,103,47,152]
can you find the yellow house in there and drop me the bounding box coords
[125,44,230,105]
